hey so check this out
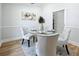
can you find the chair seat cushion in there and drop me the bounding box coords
[58,38,68,45]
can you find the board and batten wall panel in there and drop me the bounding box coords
[65,4,79,46]
[65,4,79,28]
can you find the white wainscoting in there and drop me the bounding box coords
[68,27,79,47]
[1,26,22,43]
[1,26,79,47]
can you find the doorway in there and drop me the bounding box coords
[53,10,64,34]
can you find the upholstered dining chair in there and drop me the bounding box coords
[21,27,34,47]
[58,27,71,55]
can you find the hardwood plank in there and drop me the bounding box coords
[0,40,25,56]
[0,39,79,56]
[68,44,79,56]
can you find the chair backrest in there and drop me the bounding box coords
[21,26,29,37]
[22,27,29,35]
[59,27,71,41]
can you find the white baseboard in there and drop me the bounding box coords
[0,37,22,47]
[2,37,22,43]
[68,40,79,47]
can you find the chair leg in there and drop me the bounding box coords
[65,45,69,55]
[63,45,64,47]
[33,36,35,43]
[22,39,24,44]
[36,54,37,56]
[33,36,38,43]
[36,37,38,42]
[27,40,30,47]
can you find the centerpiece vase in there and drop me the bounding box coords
[40,23,44,33]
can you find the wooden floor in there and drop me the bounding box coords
[0,40,79,56]
[0,40,25,56]
[68,44,79,56]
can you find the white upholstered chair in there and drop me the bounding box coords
[58,27,71,55]
[21,27,34,47]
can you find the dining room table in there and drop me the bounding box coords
[29,30,59,56]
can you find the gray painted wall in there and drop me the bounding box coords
[1,3,41,42]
